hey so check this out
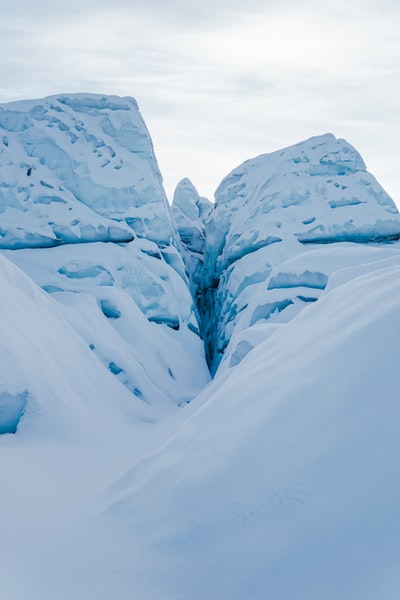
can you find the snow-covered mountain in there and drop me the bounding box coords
[1,95,400,600]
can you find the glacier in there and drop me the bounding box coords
[0,93,175,247]
[0,94,210,413]
[1,94,400,600]
[194,133,400,372]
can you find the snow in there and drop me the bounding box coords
[103,255,400,600]
[0,391,27,434]
[172,178,212,302]
[0,93,175,248]
[0,101,399,599]
[4,241,209,410]
[200,134,400,371]
[0,252,144,438]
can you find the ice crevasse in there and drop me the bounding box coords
[173,132,400,372]
[1,94,400,600]
[1,95,400,428]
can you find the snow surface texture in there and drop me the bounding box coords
[106,254,400,600]
[0,94,175,247]
[1,101,400,600]
[3,242,209,411]
[199,133,400,371]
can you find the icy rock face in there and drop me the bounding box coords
[0,94,210,415]
[0,391,28,434]
[202,133,400,372]
[172,178,212,302]
[0,94,175,248]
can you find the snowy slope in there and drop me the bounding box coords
[0,251,206,600]
[104,253,400,600]
[3,241,209,410]
[0,252,144,438]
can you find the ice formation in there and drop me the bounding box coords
[0,94,210,416]
[0,94,175,248]
[1,95,400,600]
[197,133,400,371]
[172,178,212,303]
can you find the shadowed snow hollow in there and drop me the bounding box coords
[0,253,143,438]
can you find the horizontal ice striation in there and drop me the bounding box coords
[209,133,400,275]
[0,93,176,249]
[267,270,328,290]
[172,178,212,304]
[201,134,400,373]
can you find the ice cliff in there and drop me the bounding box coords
[1,96,400,424]
[181,133,400,372]
[0,94,175,247]
[0,94,210,426]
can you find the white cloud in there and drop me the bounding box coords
[0,0,399,204]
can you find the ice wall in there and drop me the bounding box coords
[201,133,400,372]
[0,94,175,248]
[0,94,210,419]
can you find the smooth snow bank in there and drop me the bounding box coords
[0,93,175,248]
[105,255,400,599]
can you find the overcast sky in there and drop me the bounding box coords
[1,0,399,205]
